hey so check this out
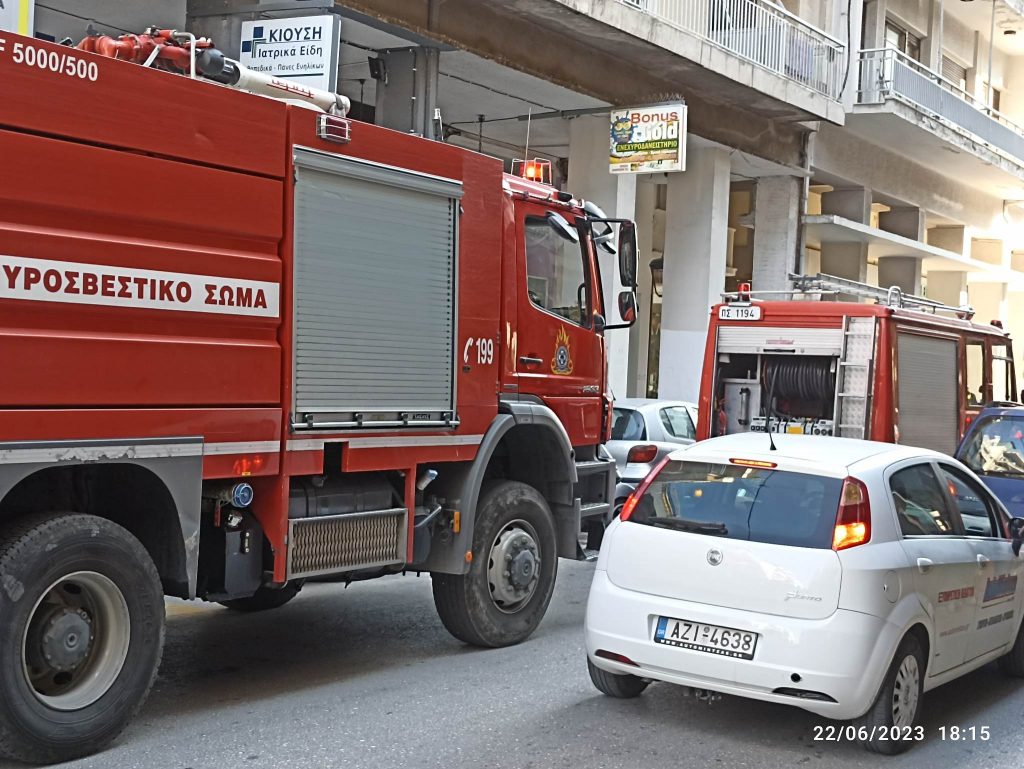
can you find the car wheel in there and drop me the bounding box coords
[587,658,648,698]
[997,618,1024,677]
[432,480,557,648]
[854,634,925,755]
[219,581,304,612]
[0,513,164,764]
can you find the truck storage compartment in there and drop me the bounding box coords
[291,148,462,430]
[712,322,876,440]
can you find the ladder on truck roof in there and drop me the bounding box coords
[788,273,975,318]
[833,316,877,440]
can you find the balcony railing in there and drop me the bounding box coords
[616,0,845,100]
[858,47,1024,165]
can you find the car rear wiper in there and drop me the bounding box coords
[647,517,728,536]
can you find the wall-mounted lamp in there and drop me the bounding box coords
[650,257,663,297]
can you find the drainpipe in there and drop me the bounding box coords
[794,127,815,280]
[988,0,996,114]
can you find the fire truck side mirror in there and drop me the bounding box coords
[618,291,637,325]
[618,221,637,289]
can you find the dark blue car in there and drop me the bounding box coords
[956,405,1024,519]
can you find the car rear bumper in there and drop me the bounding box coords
[585,569,891,719]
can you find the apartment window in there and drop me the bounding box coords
[942,55,968,93]
[885,19,921,61]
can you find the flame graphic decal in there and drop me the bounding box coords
[551,326,574,375]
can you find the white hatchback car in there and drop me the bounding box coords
[585,434,1024,754]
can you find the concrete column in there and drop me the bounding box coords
[927,225,967,255]
[922,0,945,72]
[862,0,887,50]
[567,115,638,400]
[374,47,441,139]
[751,176,801,291]
[969,282,1009,326]
[819,187,871,283]
[658,147,731,402]
[878,207,925,241]
[627,182,657,398]
[878,257,923,294]
[821,187,872,222]
[927,271,968,307]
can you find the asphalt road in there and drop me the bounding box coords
[9,560,1024,769]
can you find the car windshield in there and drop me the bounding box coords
[612,408,646,441]
[628,460,844,549]
[960,415,1024,480]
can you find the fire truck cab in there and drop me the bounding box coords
[697,273,1018,456]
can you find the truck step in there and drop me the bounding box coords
[580,502,611,518]
[576,459,615,475]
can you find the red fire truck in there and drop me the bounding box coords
[0,29,638,763]
[697,273,1017,454]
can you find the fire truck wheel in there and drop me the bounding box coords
[432,480,557,648]
[0,513,164,765]
[218,581,304,612]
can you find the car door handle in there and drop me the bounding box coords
[977,553,991,569]
[519,356,543,366]
[916,557,933,574]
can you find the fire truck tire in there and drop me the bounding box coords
[432,480,557,648]
[0,513,164,765]
[218,581,304,612]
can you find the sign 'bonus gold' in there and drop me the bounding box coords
[609,103,687,174]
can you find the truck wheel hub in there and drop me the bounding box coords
[487,522,541,613]
[38,608,93,672]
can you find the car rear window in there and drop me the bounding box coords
[627,460,844,549]
[959,415,1024,480]
[612,408,646,441]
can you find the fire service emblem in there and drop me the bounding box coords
[551,326,574,375]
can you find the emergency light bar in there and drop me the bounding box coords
[512,158,552,185]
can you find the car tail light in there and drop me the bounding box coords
[833,477,871,551]
[620,456,671,521]
[626,444,658,464]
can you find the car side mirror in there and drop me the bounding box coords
[618,221,637,289]
[617,291,637,324]
[1011,517,1024,556]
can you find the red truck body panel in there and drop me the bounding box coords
[0,32,606,581]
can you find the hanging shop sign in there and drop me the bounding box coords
[0,0,34,35]
[239,13,341,92]
[609,103,686,174]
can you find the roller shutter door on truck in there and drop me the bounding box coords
[291,148,462,429]
[896,333,958,455]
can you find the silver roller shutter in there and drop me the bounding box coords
[292,148,461,430]
[896,333,957,455]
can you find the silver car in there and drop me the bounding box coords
[608,398,699,514]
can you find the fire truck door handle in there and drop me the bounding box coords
[916,557,933,574]
[519,356,543,366]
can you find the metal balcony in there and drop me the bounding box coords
[857,47,1024,166]
[617,0,845,100]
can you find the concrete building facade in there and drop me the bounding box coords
[20,0,1024,403]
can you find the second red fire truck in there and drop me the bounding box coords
[697,273,1018,455]
[0,28,638,763]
